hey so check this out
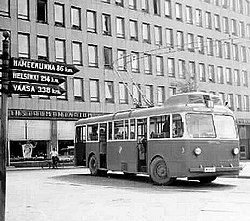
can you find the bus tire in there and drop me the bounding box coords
[198,176,217,183]
[89,155,99,176]
[150,157,175,185]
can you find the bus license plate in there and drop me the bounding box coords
[204,167,216,173]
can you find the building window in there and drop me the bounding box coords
[176,31,184,51]
[247,24,250,38]
[0,0,9,16]
[218,92,225,104]
[186,6,193,24]
[37,0,47,23]
[156,56,163,76]
[175,3,183,21]
[153,0,161,15]
[241,46,247,62]
[189,61,196,79]
[90,79,99,102]
[131,52,139,72]
[239,0,244,14]
[169,87,176,96]
[232,44,239,61]
[142,23,151,43]
[242,70,248,87]
[214,14,221,31]
[215,40,222,58]
[119,83,128,104]
[222,0,229,8]
[157,86,165,105]
[74,78,84,101]
[102,14,111,36]
[72,42,82,65]
[205,11,212,29]
[246,0,250,16]
[144,54,152,74]
[142,0,149,13]
[230,0,236,11]
[195,9,202,27]
[197,35,204,54]
[217,66,224,84]
[208,65,215,82]
[224,41,231,59]
[187,33,195,52]
[199,63,206,82]
[145,85,154,104]
[236,95,242,111]
[223,17,229,33]
[226,68,232,85]
[104,46,113,69]
[130,20,138,40]
[116,17,125,38]
[87,10,97,33]
[129,0,137,10]
[88,45,98,67]
[55,39,65,62]
[243,95,249,111]
[105,81,114,103]
[231,19,238,36]
[54,3,64,27]
[207,38,214,56]
[178,59,186,79]
[18,0,29,20]
[239,21,245,37]
[168,58,175,77]
[164,0,171,18]
[37,36,48,60]
[18,33,30,58]
[117,49,126,70]
[133,84,142,105]
[154,25,162,45]
[116,0,124,7]
[71,7,81,29]
[227,94,234,110]
[166,28,174,48]
[234,69,241,86]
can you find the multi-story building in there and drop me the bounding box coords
[1,0,250,160]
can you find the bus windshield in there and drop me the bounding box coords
[186,114,216,138]
[214,115,237,139]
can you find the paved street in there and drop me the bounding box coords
[6,166,250,221]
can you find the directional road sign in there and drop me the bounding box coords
[10,71,66,85]
[10,57,79,75]
[9,82,66,96]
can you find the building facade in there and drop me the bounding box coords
[1,0,250,160]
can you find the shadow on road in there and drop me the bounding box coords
[52,172,236,192]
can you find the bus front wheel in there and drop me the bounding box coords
[89,155,98,175]
[150,157,175,185]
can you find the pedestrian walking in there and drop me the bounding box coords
[50,147,59,169]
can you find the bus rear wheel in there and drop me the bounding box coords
[89,155,99,175]
[150,157,175,185]
[198,176,217,183]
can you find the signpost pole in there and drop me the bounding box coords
[0,31,10,221]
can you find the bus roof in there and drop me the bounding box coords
[75,92,234,126]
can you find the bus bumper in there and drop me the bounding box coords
[189,165,242,173]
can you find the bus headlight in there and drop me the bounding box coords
[194,147,202,156]
[232,147,239,155]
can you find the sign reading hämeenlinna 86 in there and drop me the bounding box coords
[10,57,79,75]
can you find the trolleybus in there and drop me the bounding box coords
[74,92,241,185]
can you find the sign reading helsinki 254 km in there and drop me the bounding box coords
[8,57,79,96]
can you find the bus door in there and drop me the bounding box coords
[75,125,87,166]
[137,118,147,172]
[99,123,107,168]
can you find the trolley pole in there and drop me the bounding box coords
[0,31,10,221]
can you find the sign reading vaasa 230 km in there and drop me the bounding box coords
[10,71,65,85]
[10,57,79,75]
[9,82,66,96]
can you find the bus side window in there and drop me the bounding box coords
[87,124,98,141]
[130,119,135,139]
[149,115,170,138]
[172,114,183,138]
[108,122,113,140]
[114,120,124,140]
